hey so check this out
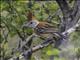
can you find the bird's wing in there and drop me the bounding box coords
[36,22,58,34]
[44,22,55,28]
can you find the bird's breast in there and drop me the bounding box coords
[34,22,58,38]
[34,27,54,38]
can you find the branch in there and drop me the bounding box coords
[9,38,53,60]
[9,20,80,60]
[70,0,80,28]
[62,20,80,35]
[56,0,71,17]
[56,0,80,31]
[18,33,36,51]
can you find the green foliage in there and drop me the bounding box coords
[25,28,33,35]
[46,48,60,56]
[70,31,80,47]
[75,48,80,58]
[1,1,79,60]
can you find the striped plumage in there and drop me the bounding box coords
[22,11,59,38]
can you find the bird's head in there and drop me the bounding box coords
[22,11,39,28]
[22,20,39,28]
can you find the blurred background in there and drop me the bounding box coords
[0,0,80,60]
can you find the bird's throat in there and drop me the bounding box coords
[33,20,39,28]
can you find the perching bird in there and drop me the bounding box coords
[22,11,60,39]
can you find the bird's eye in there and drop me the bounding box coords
[30,22,33,24]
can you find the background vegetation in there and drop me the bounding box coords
[0,0,80,60]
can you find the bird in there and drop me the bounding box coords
[22,11,61,39]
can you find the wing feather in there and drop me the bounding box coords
[35,22,58,34]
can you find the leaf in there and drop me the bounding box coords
[46,48,60,55]
[25,28,33,35]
